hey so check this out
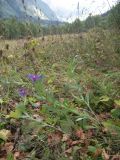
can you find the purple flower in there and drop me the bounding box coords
[18,88,27,97]
[27,74,43,82]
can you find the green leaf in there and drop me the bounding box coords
[9,103,26,119]
[60,119,74,133]
[114,99,120,107]
[16,103,26,113]
[0,98,3,104]
[9,110,22,119]
[103,120,120,133]
[88,146,97,153]
[100,96,110,102]
[7,152,14,160]
[111,108,120,119]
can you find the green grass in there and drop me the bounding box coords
[0,28,120,160]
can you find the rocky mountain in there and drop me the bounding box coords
[0,0,57,22]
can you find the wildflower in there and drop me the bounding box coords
[27,74,43,82]
[18,88,27,97]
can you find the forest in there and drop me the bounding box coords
[0,1,120,160]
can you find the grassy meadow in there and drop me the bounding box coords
[0,28,120,159]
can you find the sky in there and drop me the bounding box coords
[43,0,118,22]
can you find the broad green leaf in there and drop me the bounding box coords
[9,110,22,119]
[60,119,74,133]
[88,146,97,153]
[100,96,110,102]
[114,99,120,107]
[9,103,26,119]
[16,103,26,113]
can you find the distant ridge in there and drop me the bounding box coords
[0,0,58,24]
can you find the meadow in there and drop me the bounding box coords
[0,28,120,160]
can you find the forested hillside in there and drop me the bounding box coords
[0,0,57,21]
[0,2,120,39]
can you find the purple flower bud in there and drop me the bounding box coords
[27,74,43,82]
[18,88,27,97]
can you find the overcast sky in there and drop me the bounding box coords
[43,0,118,21]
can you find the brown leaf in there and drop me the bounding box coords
[112,155,120,160]
[94,148,102,158]
[86,129,93,138]
[75,129,85,140]
[4,142,14,153]
[48,131,63,145]
[62,134,70,142]
[71,140,81,146]
[14,152,20,160]
[65,148,72,154]
[0,149,7,158]
[102,149,110,160]
[66,139,73,147]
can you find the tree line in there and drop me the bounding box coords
[0,2,119,39]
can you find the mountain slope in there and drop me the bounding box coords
[0,0,57,21]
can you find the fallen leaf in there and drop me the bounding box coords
[48,131,63,145]
[71,140,81,146]
[112,155,120,160]
[94,148,102,158]
[102,149,110,160]
[66,139,73,147]
[4,142,14,153]
[62,134,70,142]
[65,148,72,154]
[14,152,20,160]
[75,129,85,140]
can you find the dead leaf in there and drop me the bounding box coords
[14,152,20,160]
[71,140,81,146]
[75,129,85,140]
[4,142,14,153]
[62,134,70,142]
[48,131,63,145]
[112,155,120,160]
[94,148,102,158]
[65,148,72,154]
[0,149,7,158]
[102,149,110,160]
[86,129,93,138]
[66,139,73,147]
